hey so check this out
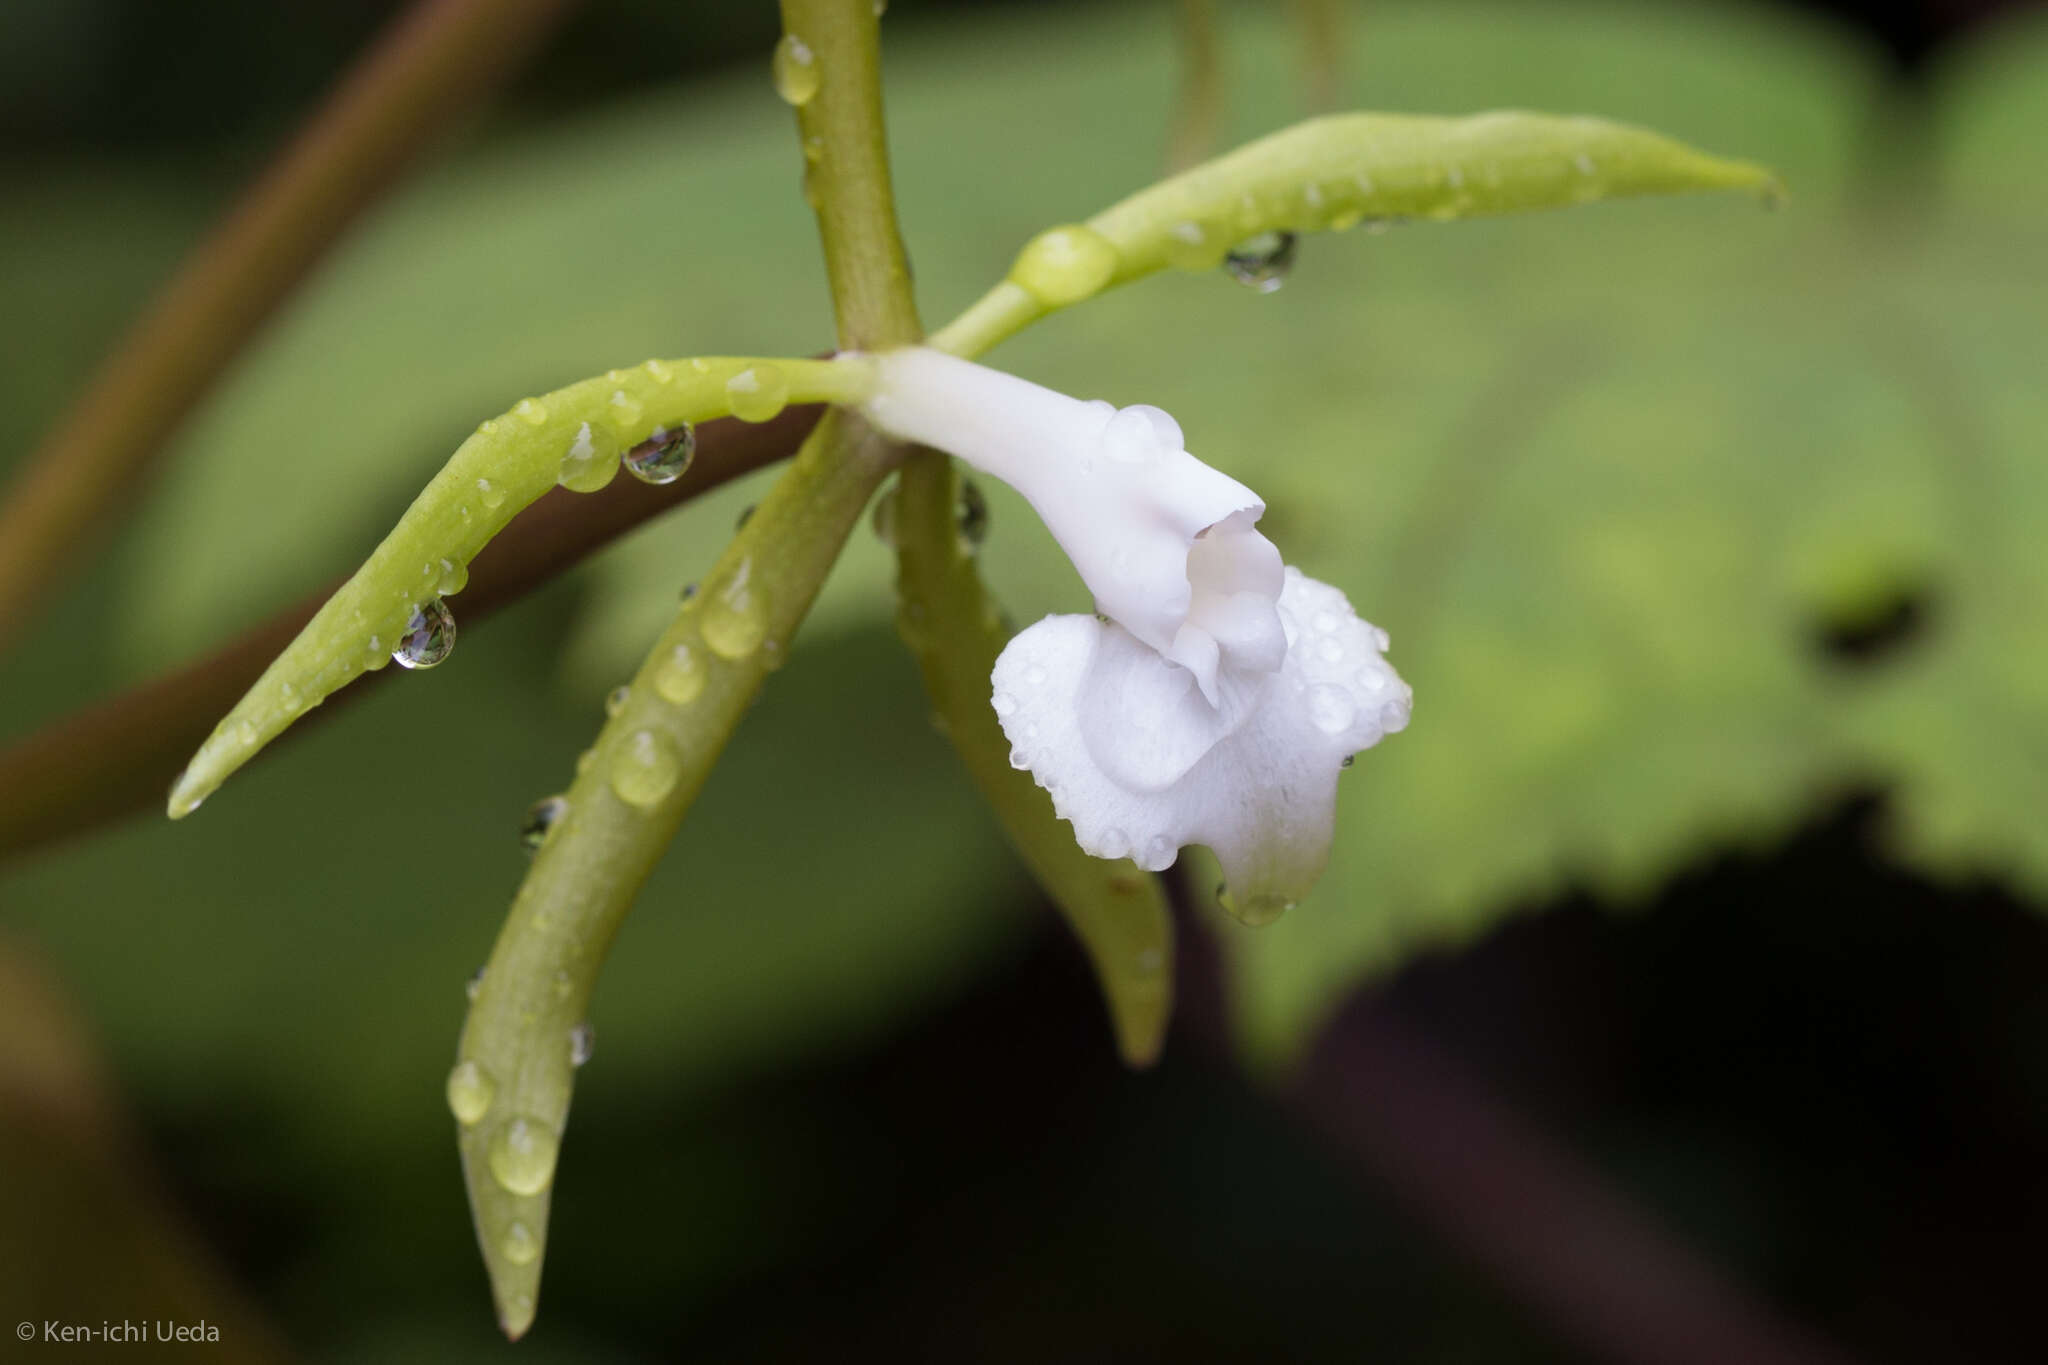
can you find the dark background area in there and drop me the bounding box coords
[4,1,2045,1361]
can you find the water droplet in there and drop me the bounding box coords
[1373,626,1391,651]
[1099,405,1183,463]
[956,477,988,549]
[624,423,694,484]
[991,691,1018,717]
[514,397,549,427]
[1008,746,1031,770]
[1311,610,1339,633]
[466,965,486,1000]
[569,1021,594,1067]
[488,1116,559,1196]
[1216,882,1295,927]
[735,503,755,532]
[605,684,631,718]
[558,420,621,493]
[641,358,674,385]
[1379,699,1411,734]
[1306,682,1356,735]
[446,1059,495,1126]
[652,642,707,706]
[1315,635,1345,664]
[1574,151,1597,177]
[438,557,469,596]
[1142,835,1178,870]
[236,717,258,746]
[520,796,567,853]
[502,1221,539,1266]
[701,559,768,660]
[726,364,790,423]
[394,597,457,669]
[606,388,645,438]
[477,477,506,510]
[1223,230,1297,292]
[279,681,302,714]
[551,971,573,1001]
[772,33,820,106]
[610,728,681,808]
[870,482,899,547]
[1099,827,1130,859]
[1164,218,1226,270]
[1009,224,1118,305]
[1023,663,1048,687]
[1356,667,1387,693]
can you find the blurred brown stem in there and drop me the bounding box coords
[1166,0,1224,172]
[1292,0,1344,112]
[0,0,578,660]
[0,406,820,862]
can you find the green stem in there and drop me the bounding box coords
[782,0,921,350]
[455,1,921,1338]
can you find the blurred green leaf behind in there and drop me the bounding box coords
[1,3,2046,1343]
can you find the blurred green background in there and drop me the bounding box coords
[3,0,2046,1359]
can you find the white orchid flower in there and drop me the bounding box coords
[861,347,1410,919]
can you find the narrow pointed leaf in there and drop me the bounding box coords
[166,355,872,817]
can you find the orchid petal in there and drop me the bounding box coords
[993,568,1410,916]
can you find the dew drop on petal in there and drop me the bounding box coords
[1378,699,1411,734]
[394,598,456,669]
[610,729,681,808]
[1315,635,1345,664]
[1223,230,1297,292]
[624,423,695,484]
[488,1116,560,1196]
[1098,827,1130,859]
[991,690,1018,718]
[653,642,707,705]
[502,1221,539,1267]
[446,1059,495,1126]
[1306,683,1356,735]
[1023,663,1048,688]
[1008,746,1031,771]
[1142,835,1178,870]
[568,1021,595,1068]
[772,33,820,105]
[519,796,567,853]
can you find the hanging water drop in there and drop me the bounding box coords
[956,477,989,550]
[1215,882,1295,927]
[870,482,899,547]
[569,1021,595,1068]
[487,1116,560,1196]
[654,642,706,705]
[520,796,567,853]
[1223,230,1297,292]
[609,728,681,808]
[393,597,456,669]
[502,1221,539,1267]
[437,557,469,596]
[558,420,621,493]
[772,33,820,106]
[701,558,768,660]
[623,423,695,484]
[726,364,790,422]
[446,1059,496,1126]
